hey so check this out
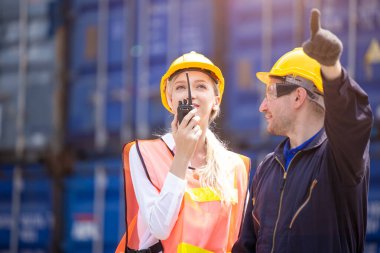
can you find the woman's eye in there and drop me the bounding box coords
[197,83,207,89]
[175,85,185,91]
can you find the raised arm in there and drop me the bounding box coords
[303,9,373,185]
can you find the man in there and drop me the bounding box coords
[232,8,373,253]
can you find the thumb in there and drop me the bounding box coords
[310,8,321,40]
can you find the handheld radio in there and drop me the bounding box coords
[177,72,194,124]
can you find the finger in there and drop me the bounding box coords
[185,115,200,130]
[180,108,197,127]
[193,126,202,139]
[171,113,178,132]
[310,8,321,40]
[302,40,312,55]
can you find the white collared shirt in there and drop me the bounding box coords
[129,133,186,249]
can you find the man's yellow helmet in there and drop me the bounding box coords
[160,51,224,113]
[256,47,323,94]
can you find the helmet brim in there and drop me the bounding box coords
[256,72,271,85]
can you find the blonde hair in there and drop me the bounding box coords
[198,129,241,206]
[167,72,241,205]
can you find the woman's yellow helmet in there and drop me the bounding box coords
[160,51,224,113]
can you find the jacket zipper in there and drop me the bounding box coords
[252,211,261,227]
[289,179,318,229]
[270,153,300,253]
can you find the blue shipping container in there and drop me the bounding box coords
[62,159,124,253]
[0,0,58,153]
[69,0,128,75]
[0,164,54,252]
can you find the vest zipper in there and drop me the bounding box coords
[270,152,300,253]
[289,179,318,229]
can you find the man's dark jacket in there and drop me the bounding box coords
[233,69,373,253]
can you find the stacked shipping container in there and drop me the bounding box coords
[0,0,379,252]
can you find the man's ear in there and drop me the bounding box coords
[294,88,307,108]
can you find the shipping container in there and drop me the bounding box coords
[69,0,126,75]
[67,70,132,154]
[67,0,134,155]
[0,0,60,158]
[367,185,380,243]
[225,0,300,148]
[62,158,124,253]
[365,241,380,253]
[0,164,54,253]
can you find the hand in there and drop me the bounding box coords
[302,8,343,66]
[171,109,202,175]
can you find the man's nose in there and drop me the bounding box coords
[259,98,268,112]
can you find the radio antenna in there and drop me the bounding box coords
[186,72,192,105]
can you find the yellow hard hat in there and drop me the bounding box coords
[160,51,224,113]
[256,47,323,94]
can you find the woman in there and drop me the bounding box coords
[116,51,250,253]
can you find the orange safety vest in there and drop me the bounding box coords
[115,138,250,253]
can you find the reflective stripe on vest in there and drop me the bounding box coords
[115,138,250,253]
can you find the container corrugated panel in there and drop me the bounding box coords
[0,164,53,252]
[0,41,55,68]
[0,67,55,151]
[367,158,380,248]
[224,0,267,146]
[354,0,380,82]
[146,0,170,134]
[367,185,380,242]
[0,164,14,249]
[0,72,18,149]
[370,158,380,185]
[67,0,133,154]
[178,0,214,55]
[0,0,50,21]
[365,242,380,253]
[361,81,380,140]
[225,0,303,147]
[67,70,130,152]
[271,1,298,61]
[69,0,125,75]
[62,159,124,253]
[67,70,125,133]
[0,0,57,154]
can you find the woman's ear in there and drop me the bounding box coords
[166,94,174,111]
[166,81,174,111]
[213,96,221,110]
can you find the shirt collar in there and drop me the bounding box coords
[161,133,175,151]
[275,128,326,158]
[284,128,323,155]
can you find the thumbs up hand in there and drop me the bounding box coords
[302,8,343,66]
